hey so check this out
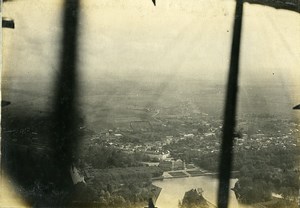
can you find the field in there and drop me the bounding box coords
[168,171,189,178]
[2,77,298,133]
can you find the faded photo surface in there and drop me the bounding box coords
[1,0,300,207]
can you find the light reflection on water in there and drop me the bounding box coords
[153,176,251,208]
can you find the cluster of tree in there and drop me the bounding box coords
[70,166,162,207]
[192,152,219,172]
[82,141,166,166]
[178,188,209,208]
[132,152,158,162]
[233,177,273,203]
[76,140,164,207]
[65,182,150,208]
[98,192,126,207]
[166,135,299,205]
[234,146,298,171]
[83,146,143,168]
[90,167,162,187]
[232,146,299,203]
[164,137,219,163]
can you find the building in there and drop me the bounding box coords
[158,161,173,171]
[173,159,184,170]
[145,151,170,161]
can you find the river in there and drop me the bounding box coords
[153,176,252,208]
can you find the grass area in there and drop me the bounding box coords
[186,170,204,176]
[168,171,188,177]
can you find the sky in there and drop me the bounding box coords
[1,0,300,106]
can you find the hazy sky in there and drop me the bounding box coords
[2,0,300,87]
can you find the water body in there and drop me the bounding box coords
[153,176,251,208]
